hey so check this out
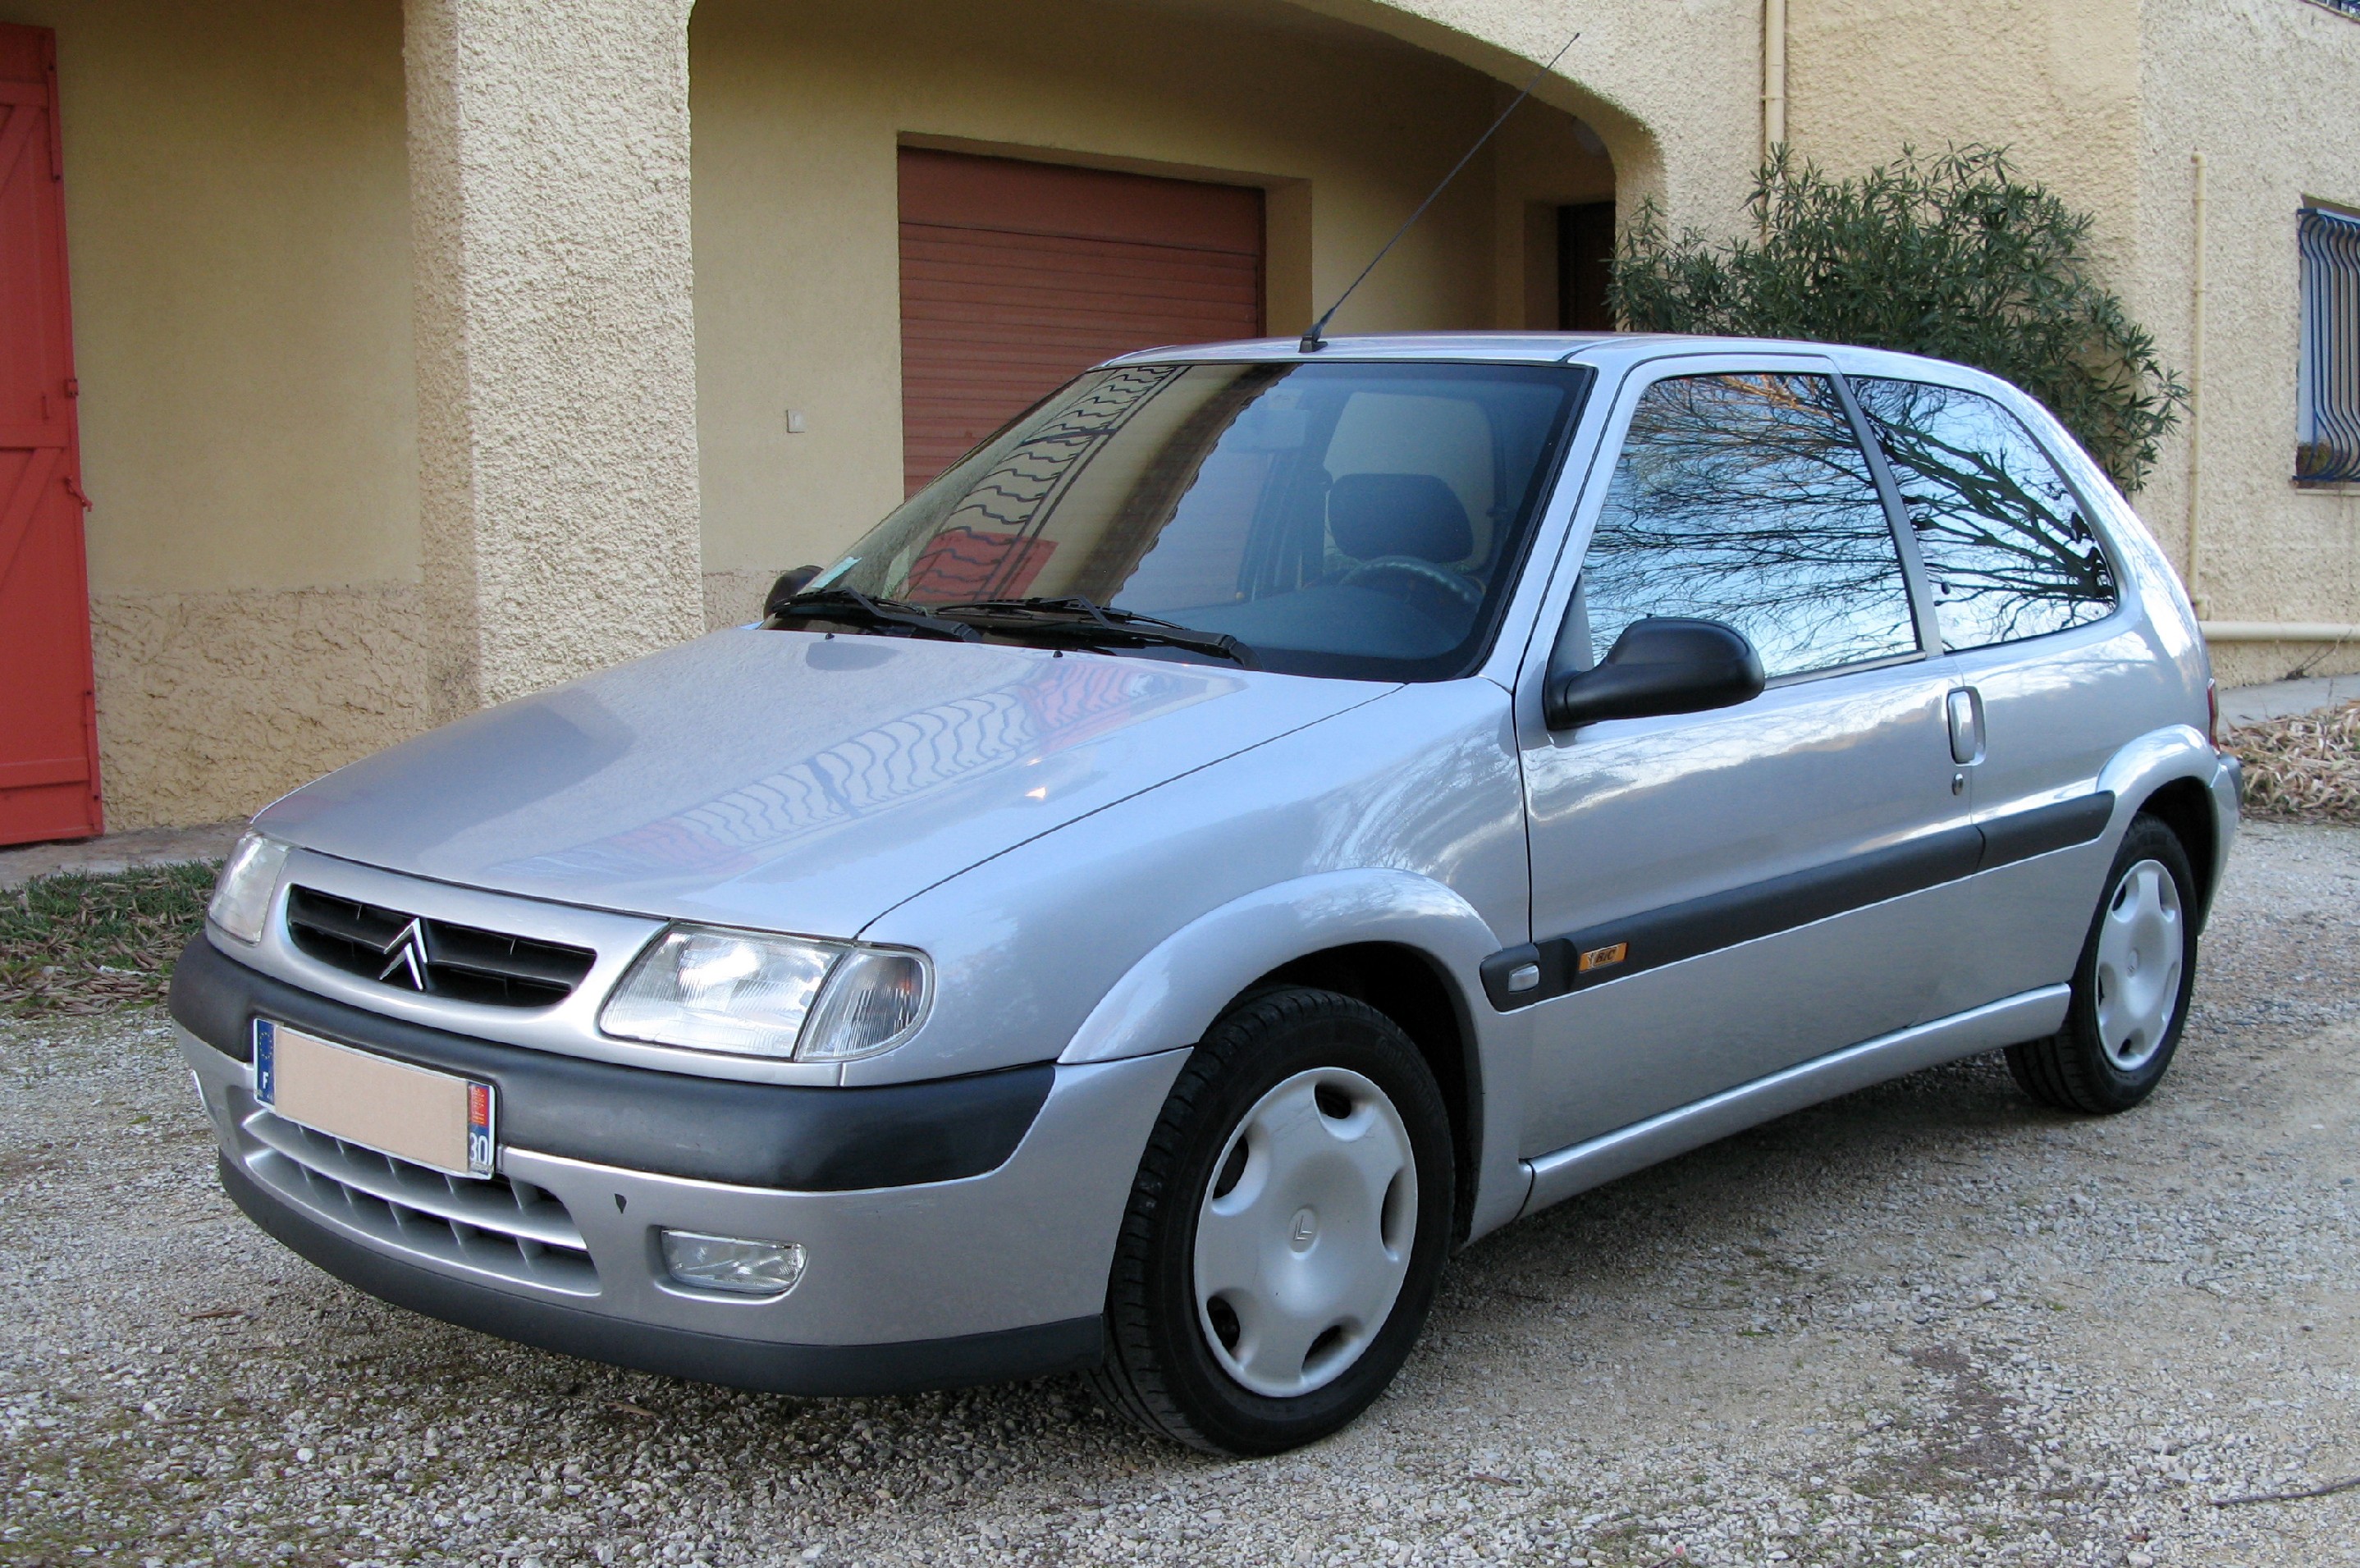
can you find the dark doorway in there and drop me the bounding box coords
[1557,200,1616,332]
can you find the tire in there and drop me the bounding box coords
[1089,986,1455,1455]
[2006,814,2199,1115]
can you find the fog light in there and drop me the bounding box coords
[659,1230,806,1296]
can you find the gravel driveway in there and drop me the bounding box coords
[5,823,2356,1568]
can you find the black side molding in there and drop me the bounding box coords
[1975,792,2117,872]
[1484,792,2115,1011]
[171,934,1053,1191]
[223,1156,1103,1397]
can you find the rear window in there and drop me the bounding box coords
[1851,377,2118,651]
[813,361,1590,680]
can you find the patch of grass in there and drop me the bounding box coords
[2225,701,2360,825]
[0,860,219,1016]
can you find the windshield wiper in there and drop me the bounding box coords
[935,597,1251,665]
[771,587,981,642]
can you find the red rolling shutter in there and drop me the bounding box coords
[0,25,101,846]
[898,148,1264,495]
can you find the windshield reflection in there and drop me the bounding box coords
[807,361,1588,681]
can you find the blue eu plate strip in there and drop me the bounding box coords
[253,1018,276,1105]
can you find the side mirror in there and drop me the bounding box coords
[1545,616,1766,730]
[762,565,822,621]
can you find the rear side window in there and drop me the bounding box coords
[1851,377,2117,651]
[1577,373,1920,680]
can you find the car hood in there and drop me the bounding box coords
[256,629,1385,935]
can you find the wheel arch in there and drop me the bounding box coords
[1056,870,1508,1245]
[2097,723,2237,926]
[1245,941,1481,1246]
[2135,775,2220,918]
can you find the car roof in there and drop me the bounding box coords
[1103,331,2001,391]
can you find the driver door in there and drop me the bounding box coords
[1512,359,1969,1157]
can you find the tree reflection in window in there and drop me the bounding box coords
[1582,373,1919,679]
[1852,377,2117,651]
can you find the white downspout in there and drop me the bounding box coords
[1763,0,1787,162]
[2185,152,2208,619]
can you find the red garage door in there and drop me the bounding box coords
[898,148,1265,495]
[0,25,100,846]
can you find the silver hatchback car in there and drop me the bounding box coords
[174,334,2239,1455]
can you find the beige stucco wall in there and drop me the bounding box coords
[407,0,707,715]
[1786,0,2143,260]
[43,0,2348,837]
[2132,0,2360,685]
[25,0,1752,829]
[1781,0,2360,685]
[7,0,428,828]
[689,0,1633,622]
[89,584,427,830]
[30,0,717,830]
[1303,0,1758,225]
[15,0,1767,829]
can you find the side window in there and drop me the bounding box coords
[1851,377,2118,651]
[1578,373,1920,680]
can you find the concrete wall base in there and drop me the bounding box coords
[2207,639,2360,691]
[90,585,428,830]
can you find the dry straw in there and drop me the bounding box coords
[2224,700,2360,825]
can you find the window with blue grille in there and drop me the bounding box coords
[2298,205,2360,484]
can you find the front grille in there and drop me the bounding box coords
[240,1103,599,1295]
[286,886,596,1008]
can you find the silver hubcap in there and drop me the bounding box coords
[2095,857,2183,1072]
[1193,1067,1416,1398]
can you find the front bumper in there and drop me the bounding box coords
[216,1154,1102,1394]
[176,950,1189,1395]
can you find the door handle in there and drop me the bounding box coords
[1946,688,1986,766]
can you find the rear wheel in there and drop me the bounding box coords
[2007,815,2198,1114]
[1090,987,1454,1455]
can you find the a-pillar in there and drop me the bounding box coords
[405,0,703,720]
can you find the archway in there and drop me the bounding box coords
[688,0,1644,623]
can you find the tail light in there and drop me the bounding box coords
[2206,679,2220,748]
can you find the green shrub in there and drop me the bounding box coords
[1610,145,2184,491]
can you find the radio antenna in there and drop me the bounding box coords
[1298,32,1581,354]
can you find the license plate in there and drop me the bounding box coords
[254,1020,496,1178]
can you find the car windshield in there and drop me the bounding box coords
[807,360,1589,679]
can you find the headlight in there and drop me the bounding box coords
[599,925,931,1063]
[208,832,290,945]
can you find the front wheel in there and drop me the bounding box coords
[1090,987,1454,1455]
[2007,814,2199,1114]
